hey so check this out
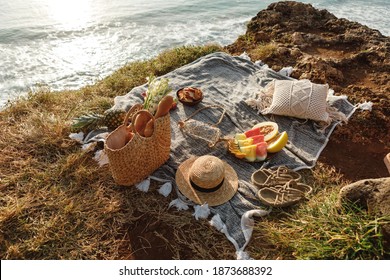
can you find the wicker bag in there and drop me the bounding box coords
[104,104,171,186]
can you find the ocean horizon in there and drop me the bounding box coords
[0,0,389,107]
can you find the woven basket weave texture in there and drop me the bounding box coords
[104,105,171,186]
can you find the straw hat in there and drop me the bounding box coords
[175,155,238,206]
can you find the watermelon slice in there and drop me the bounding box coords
[250,134,265,144]
[244,127,261,138]
[256,142,268,161]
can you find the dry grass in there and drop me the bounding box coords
[249,42,278,61]
[1,44,388,260]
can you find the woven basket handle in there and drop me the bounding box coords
[130,109,156,136]
[123,104,143,127]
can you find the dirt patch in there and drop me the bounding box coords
[320,139,390,181]
[113,185,236,260]
[124,212,180,260]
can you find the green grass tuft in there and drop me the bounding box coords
[97,44,224,98]
[285,197,388,259]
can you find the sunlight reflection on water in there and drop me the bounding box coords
[0,0,388,107]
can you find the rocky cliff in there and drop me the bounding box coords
[226,1,390,180]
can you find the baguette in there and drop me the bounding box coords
[143,119,154,137]
[134,111,152,136]
[155,95,174,119]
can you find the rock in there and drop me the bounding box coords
[290,47,302,57]
[277,46,290,56]
[255,31,270,42]
[299,72,312,80]
[338,178,390,246]
[291,32,304,45]
[338,178,390,213]
[295,56,344,82]
[385,153,390,175]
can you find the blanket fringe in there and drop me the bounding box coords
[93,149,109,167]
[245,80,274,114]
[325,89,349,125]
[210,214,243,258]
[193,204,211,220]
[316,105,349,133]
[158,182,172,197]
[327,105,349,124]
[69,132,84,143]
[237,208,271,259]
[356,101,373,111]
[168,198,189,211]
[136,178,150,192]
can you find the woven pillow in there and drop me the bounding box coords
[262,79,330,122]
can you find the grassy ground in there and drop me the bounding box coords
[0,45,388,260]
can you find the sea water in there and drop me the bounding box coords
[0,0,389,107]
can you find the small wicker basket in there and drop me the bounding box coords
[104,104,171,186]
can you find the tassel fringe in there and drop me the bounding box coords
[245,80,274,114]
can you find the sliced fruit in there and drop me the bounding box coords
[244,127,261,138]
[238,138,253,147]
[235,133,247,141]
[240,144,257,162]
[255,142,268,161]
[267,131,288,153]
[252,121,279,142]
[250,134,265,144]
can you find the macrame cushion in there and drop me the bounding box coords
[263,79,330,122]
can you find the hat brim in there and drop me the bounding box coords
[175,157,238,206]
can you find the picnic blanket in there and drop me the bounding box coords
[83,52,357,259]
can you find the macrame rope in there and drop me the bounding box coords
[179,105,226,127]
